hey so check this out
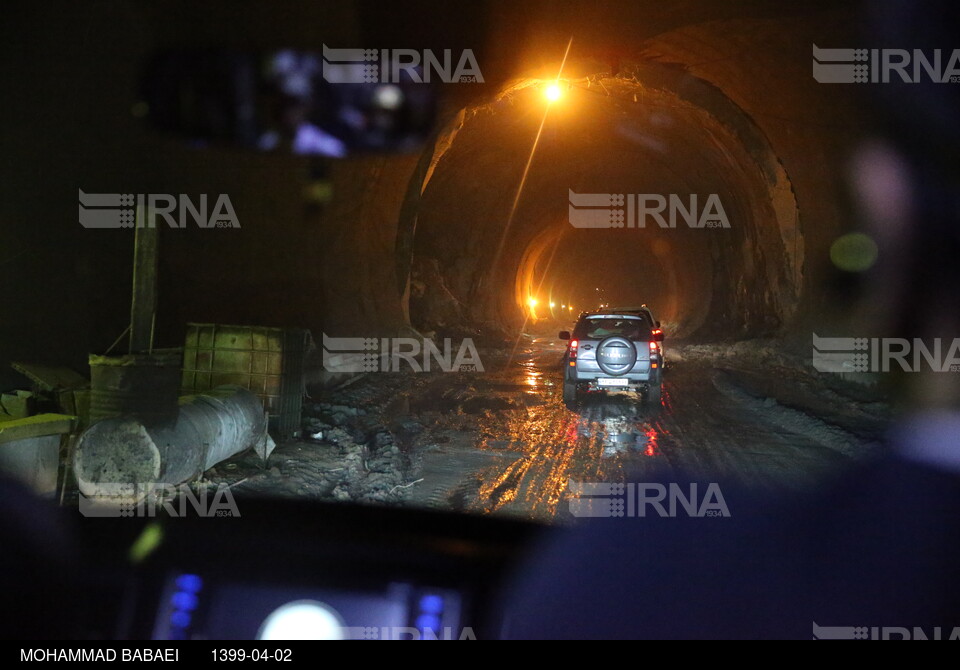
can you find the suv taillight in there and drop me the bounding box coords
[569,339,578,361]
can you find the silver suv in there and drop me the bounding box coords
[558,309,664,409]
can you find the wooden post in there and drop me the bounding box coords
[129,205,159,353]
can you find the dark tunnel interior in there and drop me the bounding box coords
[0,0,864,389]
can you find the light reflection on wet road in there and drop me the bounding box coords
[407,337,855,522]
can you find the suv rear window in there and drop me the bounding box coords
[574,316,651,340]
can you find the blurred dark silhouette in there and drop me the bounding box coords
[0,477,78,639]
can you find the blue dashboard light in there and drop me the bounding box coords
[415,613,441,634]
[418,594,444,615]
[170,610,192,629]
[175,574,203,593]
[171,591,199,611]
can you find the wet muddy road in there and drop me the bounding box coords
[399,337,883,522]
[216,336,886,523]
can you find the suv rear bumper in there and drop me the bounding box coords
[566,363,661,386]
[568,360,659,382]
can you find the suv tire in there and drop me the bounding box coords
[646,378,662,405]
[563,378,578,410]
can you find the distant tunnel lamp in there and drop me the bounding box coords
[544,83,562,103]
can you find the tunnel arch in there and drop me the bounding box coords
[397,55,802,339]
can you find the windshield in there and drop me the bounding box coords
[0,0,915,523]
[0,0,918,523]
[3,0,959,642]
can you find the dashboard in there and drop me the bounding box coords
[68,497,543,640]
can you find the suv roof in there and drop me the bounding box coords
[575,310,654,328]
[600,305,652,314]
[582,310,646,318]
[574,306,656,322]
[584,306,653,317]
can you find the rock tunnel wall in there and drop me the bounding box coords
[395,13,862,340]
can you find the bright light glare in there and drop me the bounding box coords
[528,297,538,307]
[550,302,556,308]
[544,83,562,102]
[373,84,403,110]
[257,601,345,640]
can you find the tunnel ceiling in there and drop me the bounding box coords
[398,10,861,340]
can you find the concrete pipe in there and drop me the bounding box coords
[74,385,276,498]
